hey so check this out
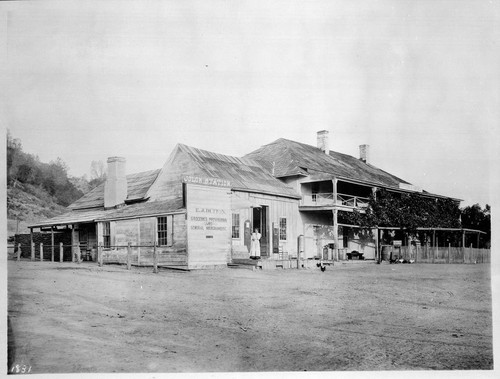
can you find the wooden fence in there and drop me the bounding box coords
[388,245,490,264]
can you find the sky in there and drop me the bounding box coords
[1,0,498,207]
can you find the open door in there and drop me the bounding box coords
[252,206,269,257]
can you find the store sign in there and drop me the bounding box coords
[183,175,231,188]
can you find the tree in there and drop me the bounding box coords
[89,160,106,189]
[344,189,461,236]
[461,204,491,247]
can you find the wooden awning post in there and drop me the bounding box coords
[462,230,466,263]
[40,243,43,262]
[30,228,34,261]
[98,242,103,267]
[332,209,339,261]
[432,229,436,264]
[59,242,63,263]
[51,226,55,262]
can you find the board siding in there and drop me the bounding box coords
[186,184,231,268]
[103,212,188,266]
[230,191,300,256]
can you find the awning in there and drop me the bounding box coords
[231,193,261,209]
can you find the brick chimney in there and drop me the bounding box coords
[317,130,329,155]
[104,157,127,208]
[359,144,370,163]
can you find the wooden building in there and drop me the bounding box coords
[29,131,461,268]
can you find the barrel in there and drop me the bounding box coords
[381,246,392,261]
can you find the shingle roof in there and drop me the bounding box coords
[244,138,411,188]
[98,199,184,221]
[69,169,160,210]
[29,208,112,228]
[178,144,300,198]
[29,200,185,228]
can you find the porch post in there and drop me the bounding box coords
[332,178,338,205]
[71,224,78,263]
[51,226,55,262]
[333,209,339,261]
[30,228,34,261]
[462,230,466,263]
[432,229,436,264]
[375,227,379,263]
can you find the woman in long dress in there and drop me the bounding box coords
[250,228,261,258]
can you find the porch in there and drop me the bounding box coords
[299,179,373,210]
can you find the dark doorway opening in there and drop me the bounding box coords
[252,206,269,257]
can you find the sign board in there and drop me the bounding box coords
[183,175,231,188]
[186,183,231,267]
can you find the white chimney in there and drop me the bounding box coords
[104,156,127,208]
[359,144,370,163]
[317,130,329,155]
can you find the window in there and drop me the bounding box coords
[232,213,240,239]
[157,216,169,246]
[103,222,111,248]
[279,217,287,241]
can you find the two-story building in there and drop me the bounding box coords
[28,131,459,268]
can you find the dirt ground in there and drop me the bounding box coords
[7,260,493,374]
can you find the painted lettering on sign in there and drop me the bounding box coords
[183,176,231,187]
[189,213,228,232]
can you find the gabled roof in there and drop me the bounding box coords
[244,138,411,189]
[177,144,300,198]
[69,169,160,210]
[98,199,184,221]
[29,199,185,228]
[29,208,111,228]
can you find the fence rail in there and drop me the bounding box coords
[383,245,490,264]
[8,242,185,273]
[301,192,370,208]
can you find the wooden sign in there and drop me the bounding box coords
[186,184,231,267]
[183,175,231,188]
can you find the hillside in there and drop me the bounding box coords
[7,182,67,236]
[7,131,88,239]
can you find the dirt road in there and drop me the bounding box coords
[7,260,493,373]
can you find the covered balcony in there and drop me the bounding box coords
[299,179,373,211]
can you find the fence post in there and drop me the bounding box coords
[470,243,474,263]
[17,243,21,261]
[31,242,35,261]
[153,243,158,274]
[447,243,450,264]
[98,242,103,267]
[59,242,63,263]
[127,242,131,270]
[76,245,81,264]
[40,243,43,262]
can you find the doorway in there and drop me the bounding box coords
[252,205,269,257]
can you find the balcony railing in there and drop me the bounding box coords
[301,193,370,208]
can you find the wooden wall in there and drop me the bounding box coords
[186,184,231,269]
[231,191,300,257]
[99,212,188,267]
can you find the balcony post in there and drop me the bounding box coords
[333,209,339,261]
[332,178,338,205]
